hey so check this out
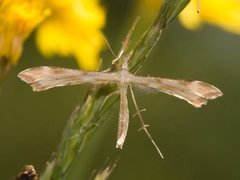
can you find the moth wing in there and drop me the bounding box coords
[116,86,129,149]
[132,76,223,108]
[18,66,118,91]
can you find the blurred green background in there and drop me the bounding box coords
[1,1,240,179]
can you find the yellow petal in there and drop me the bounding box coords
[179,1,202,30]
[179,0,240,34]
[36,0,105,70]
[0,0,49,65]
[36,20,74,57]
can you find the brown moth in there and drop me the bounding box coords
[18,63,223,153]
[18,18,222,158]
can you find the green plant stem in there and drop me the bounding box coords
[40,0,190,179]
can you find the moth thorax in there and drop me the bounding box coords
[118,68,131,85]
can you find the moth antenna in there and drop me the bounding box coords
[122,17,140,67]
[112,17,140,66]
[121,17,140,55]
[98,90,119,112]
[103,36,117,59]
[129,85,164,159]
[97,58,103,71]
[197,0,200,13]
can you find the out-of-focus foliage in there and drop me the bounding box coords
[0,0,240,180]
[136,0,240,35]
[179,0,240,34]
[0,0,49,74]
[0,0,105,75]
[36,0,105,70]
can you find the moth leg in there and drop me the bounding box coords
[98,90,120,112]
[129,85,164,158]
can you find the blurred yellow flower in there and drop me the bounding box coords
[0,0,105,74]
[179,0,240,34]
[0,0,49,73]
[136,0,240,35]
[36,0,105,70]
